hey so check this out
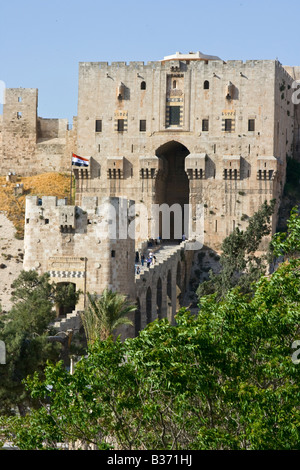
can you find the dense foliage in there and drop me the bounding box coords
[197,200,276,299]
[2,255,300,449]
[0,271,80,417]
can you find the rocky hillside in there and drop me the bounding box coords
[0,213,24,312]
[0,172,71,238]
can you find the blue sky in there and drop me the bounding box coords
[1,0,300,123]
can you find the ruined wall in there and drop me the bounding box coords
[1,88,38,175]
[34,116,74,174]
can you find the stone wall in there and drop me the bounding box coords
[0,88,74,176]
[23,195,136,311]
[1,88,38,175]
[74,55,294,251]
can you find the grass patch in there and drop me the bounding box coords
[0,172,72,239]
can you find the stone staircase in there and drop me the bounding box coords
[51,309,83,333]
[135,241,186,281]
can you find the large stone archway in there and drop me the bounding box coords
[155,141,190,240]
[55,281,77,317]
[156,277,162,319]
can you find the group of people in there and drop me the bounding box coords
[135,250,157,275]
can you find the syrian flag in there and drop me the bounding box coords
[72,153,90,167]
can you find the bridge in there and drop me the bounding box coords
[134,241,194,334]
[51,240,195,338]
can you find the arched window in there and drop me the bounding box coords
[146,287,152,324]
[141,81,146,90]
[156,278,162,319]
[204,80,210,90]
[135,298,141,336]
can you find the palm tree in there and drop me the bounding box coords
[81,289,136,344]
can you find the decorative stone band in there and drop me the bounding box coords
[49,270,85,278]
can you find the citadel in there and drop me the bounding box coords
[1,50,300,337]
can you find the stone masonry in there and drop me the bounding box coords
[5,51,300,336]
[74,52,298,251]
[0,88,76,176]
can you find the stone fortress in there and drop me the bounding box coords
[2,51,300,337]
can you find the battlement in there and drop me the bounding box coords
[79,57,280,75]
[0,88,73,176]
[24,195,135,235]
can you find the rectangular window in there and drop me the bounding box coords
[225,119,232,132]
[248,119,255,132]
[117,119,124,132]
[95,119,102,132]
[139,120,146,132]
[169,106,180,125]
[202,119,209,132]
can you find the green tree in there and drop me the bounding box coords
[270,206,300,259]
[0,270,82,418]
[81,290,135,344]
[54,282,81,316]
[4,254,300,450]
[0,271,61,417]
[197,199,276,299]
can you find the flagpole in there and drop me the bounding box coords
[70,152,73,205]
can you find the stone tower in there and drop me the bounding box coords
[1,88,38,174]
[23,195,136,311]
[74,52,295,252]
[0,88,75,176]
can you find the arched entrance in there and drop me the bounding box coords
[135,298,141,336]
[176,261,182,310]
[156,277,162,319]
[55,282,77,317]
[167,270,172,322]
[155,141,190,240]
[146,287,152,324]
